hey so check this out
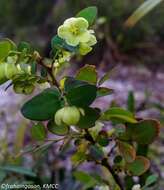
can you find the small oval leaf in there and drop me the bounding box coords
[76,6,98,25]
[47,120,69,136]
[118,141,136,163]
[126,156,150,176]
[21,88,62,121]
[31,123,46,141]
[76,64,98,84]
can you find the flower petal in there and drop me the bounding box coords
[79,43,92,55]
[66,36,79,46]
[88,34,97,46]
[75,17,89,30]
[57,25,69,39]
[78,31,91,43]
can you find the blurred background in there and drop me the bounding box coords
[0,0,164,189]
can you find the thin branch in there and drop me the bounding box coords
[84,129,124,190]
[36,55,60,88]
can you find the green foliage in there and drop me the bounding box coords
[0,39,16,61]
[64,77,97,107]
[126,119,160,144]
[76,64,98,84]
[97,87,114,98]
[51,35,77,53]
[21,88,62,121]
[77,107,100,129]
[31,123,46,141]
[126,156,150,176]
[118,141,136,163]
[76,6,97,25]
[0,165,37,177]
[47,120,69,136]
[0,6,161,189]
[101,107,137,123]
[127,91,135,114]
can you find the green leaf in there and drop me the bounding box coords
[73,171,98,188]
[0,170,6,182]
[101,107,137,123]
[18,41,33,54]
[97,87,113,98]
[98,67,116,85]
[125,0,163,27]
[21,88,62,121]
[97,131,109,147]
[127,91,135,114]
[47,120,69,136]
[51,35,77,52]
[126,119,160,144]
[31,123,46,141]
[0,39,16,61]
[65,77,97,107]
[71,151,86,166]
[0,165,37,177]
[76,6,98,25]
[118,141,136,163]
[126,156,150,176]
[145,174,158,187]
[77,107,100,129]
[76,64,98,84]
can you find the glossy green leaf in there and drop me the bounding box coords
[77,107,100,129]
[125,0,163,27]
[126,119,160,144]
[118,141,136,163]
[0,165,37,177]
[126,156,150,176]
[101,107,137,123]
[76,6,98,25]
[47,120,69,136]
[76,64,98,84]
[0,39,16,61]
[21,88,62,121]
[97,87,113,98]
[31,123,46,141]
[65,77,97,107]
[51,35,77,52]
[145,174,158,187]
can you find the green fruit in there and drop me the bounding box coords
[55,106,81,126]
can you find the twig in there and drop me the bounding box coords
[36,55,59,88]
[84,129,124,190]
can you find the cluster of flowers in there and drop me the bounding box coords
[54,17,97,69]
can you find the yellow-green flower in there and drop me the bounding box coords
[58,17,91,46]
[79,32,97,55]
